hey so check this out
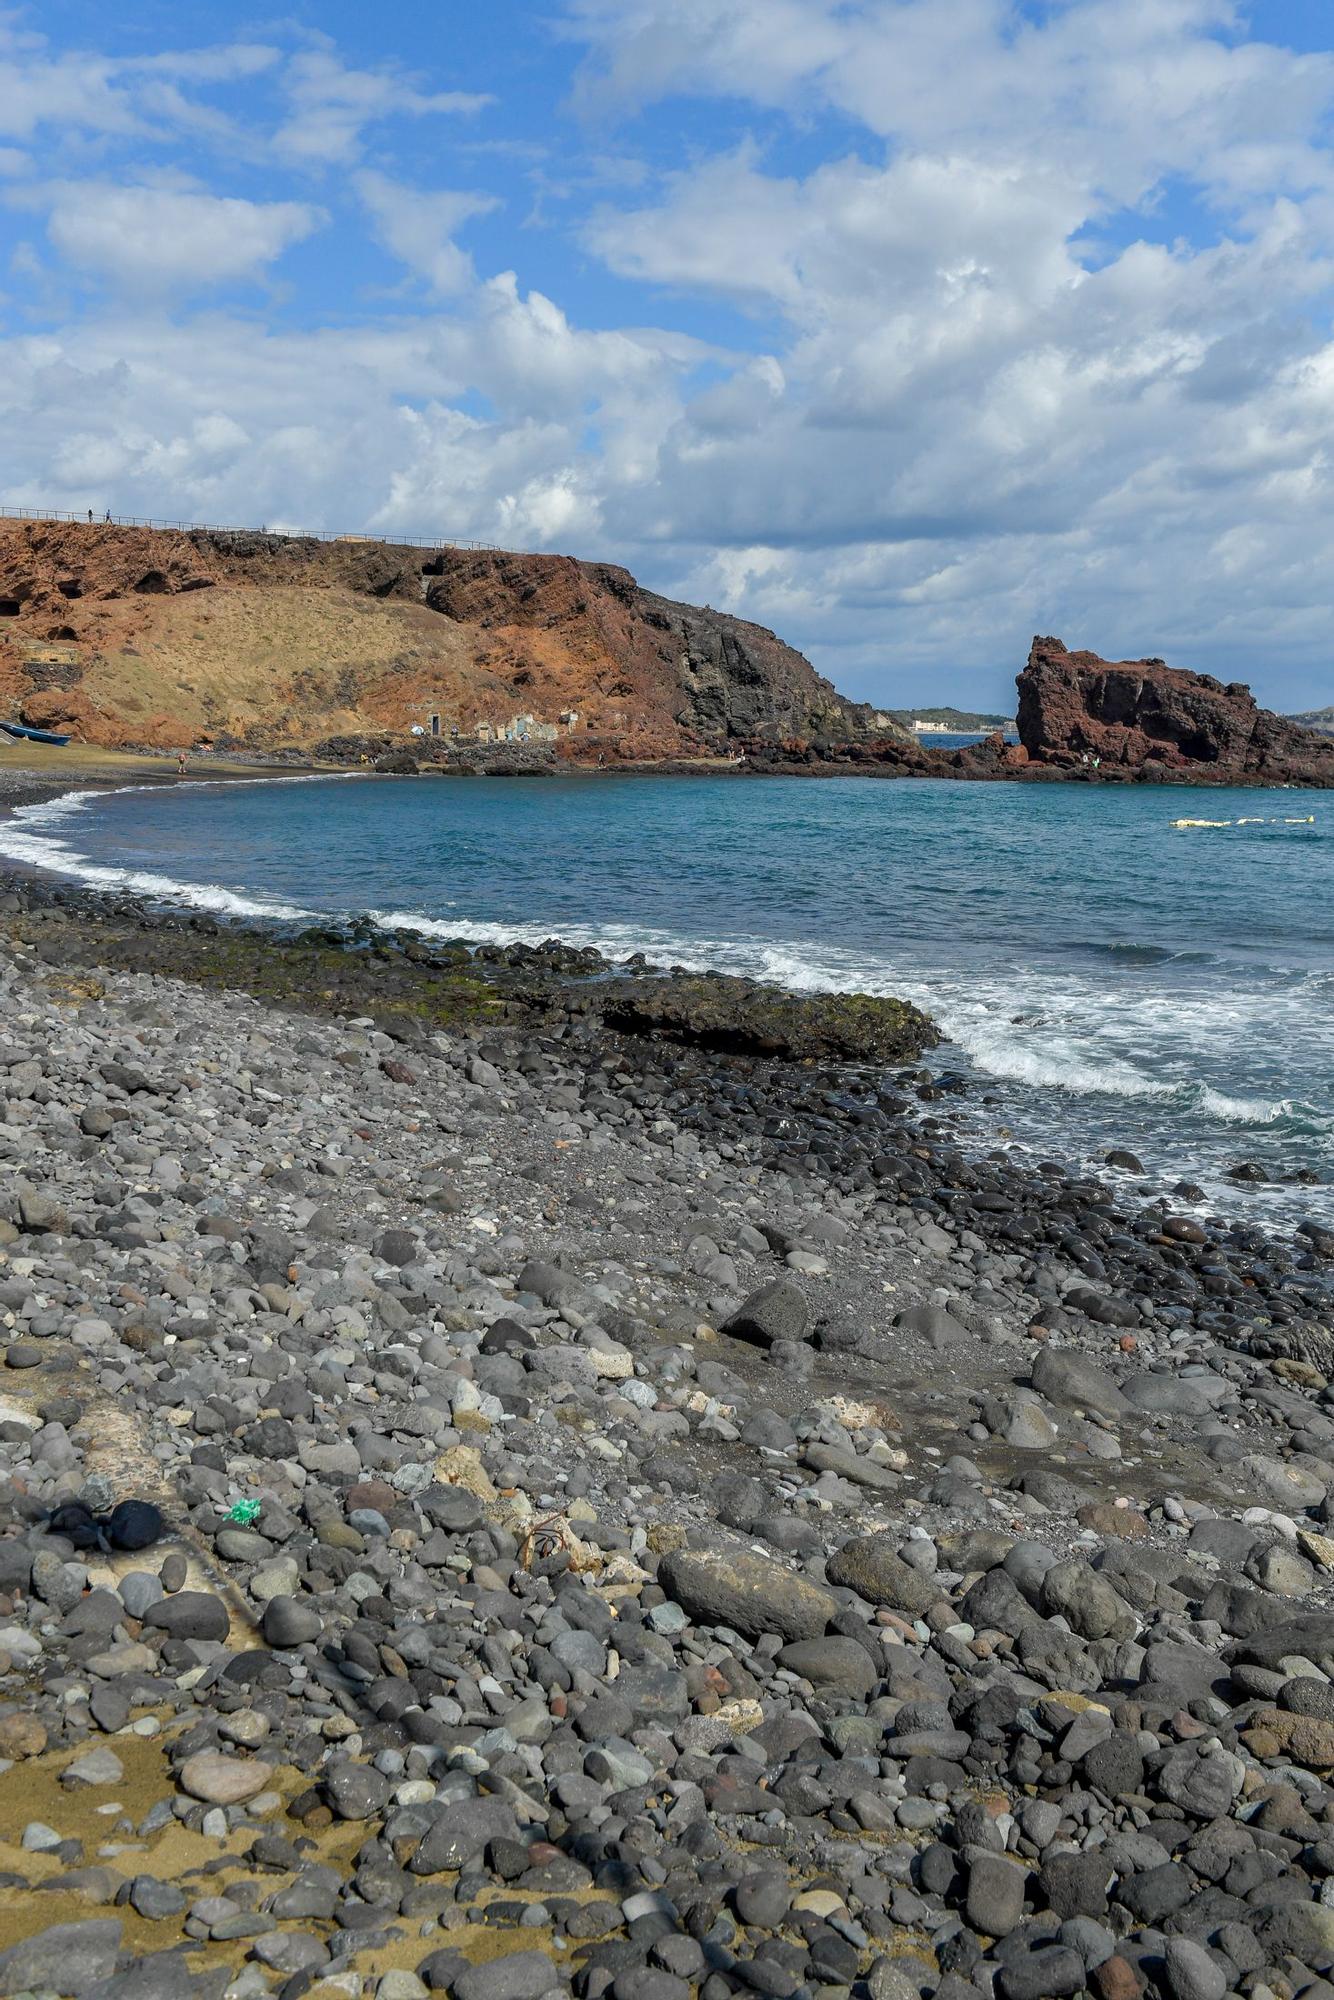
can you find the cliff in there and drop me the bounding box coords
[0,521,890,759]
[1013,636,1334,786]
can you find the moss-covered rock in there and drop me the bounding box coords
[594,973,938,1063]
[2,896,936,1065]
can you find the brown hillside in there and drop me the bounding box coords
[0,521,886,758]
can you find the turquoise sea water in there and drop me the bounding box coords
[3,770,1331,1221]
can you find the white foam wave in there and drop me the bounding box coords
[916,997,1323,1128]
[0,784,315,920]
[367,906,1328,1137]
[367,909,894,995]
[5,801,1326,1155]
[933,1018,1175,1101]
[1191,1085,1298,1126]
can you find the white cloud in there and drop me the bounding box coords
[38,184,324,292]
[0,278,703,554]
[551,0,1334,706]
[355,171,499,295]
[274,48,493,165]
[568,0,1334,213]
[5,6,1334,708]
[564,0,846,117]
[0,25,280,142]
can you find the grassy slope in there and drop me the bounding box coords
[85,585,486,745]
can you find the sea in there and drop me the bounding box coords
[3,768,1330,1227]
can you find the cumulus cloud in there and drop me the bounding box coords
[36,184,324,293]
[558,0,1334,705]
[5,6,1334,707]
[567,0,1334,211]
[0,277,704,554]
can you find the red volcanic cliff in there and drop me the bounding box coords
[1014,637,1334,786]
[2,521,1324,788]
[0,520,894,759]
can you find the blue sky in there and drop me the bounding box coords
[3,1,1334,711]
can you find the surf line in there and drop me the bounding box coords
[1171,816,1317,829]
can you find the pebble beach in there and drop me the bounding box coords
[0,776,1330,2000]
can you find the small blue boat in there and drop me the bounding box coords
[0,721,72,746]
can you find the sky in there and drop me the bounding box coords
[2,3,1334,711]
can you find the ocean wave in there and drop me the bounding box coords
[1073,941,1207,967]
[365,907,1329,1137]
[366,909,888,997]
[0,787,314,920]
[931,1021,1176,1101]
[6,803,1328,1161]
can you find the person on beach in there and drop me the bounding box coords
[176,750,189,777]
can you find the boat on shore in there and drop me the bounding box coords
[1,720,71,746]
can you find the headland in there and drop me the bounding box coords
[3,517,1331,788]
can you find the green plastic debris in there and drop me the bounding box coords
[225,1499,262,1526]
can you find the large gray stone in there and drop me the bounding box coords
[1041,1560,1137,1641]
[1122,1373,1228,1417]
[143,1591,229,1643]
[262,1596,323,1648]
[1155,1743,1244,1819]
[802,1443,899,1492]
[1163,1937,1228,2000]
[658,1542,835,1641]
[966,1851,1027,1937]
[893,1302,964,1349]
[409,1795,522,1873]
[776,1636,878,1697]
[826,1533,939,1617]
[0,1919,121,1996]
[1238,1454,1327,1509]
[323,1762,390,1820]
[721,1280,811,1348]
[453,1953,560,2000]
[1228,1614,1334,1677]
[1031,1347,1130,1418]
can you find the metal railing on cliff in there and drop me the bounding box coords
[0,502,502,553]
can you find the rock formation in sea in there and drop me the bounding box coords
[1013,635,1334,784]
[0,520,904,759]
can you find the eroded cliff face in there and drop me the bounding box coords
[422,549,865,750]
[0,521,883,757]
[1015,637,1334,784]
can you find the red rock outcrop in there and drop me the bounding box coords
[1015,637,1334,785]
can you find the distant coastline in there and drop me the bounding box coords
[886,705,1015,734]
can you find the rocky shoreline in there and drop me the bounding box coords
[0,835,1330,2000]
